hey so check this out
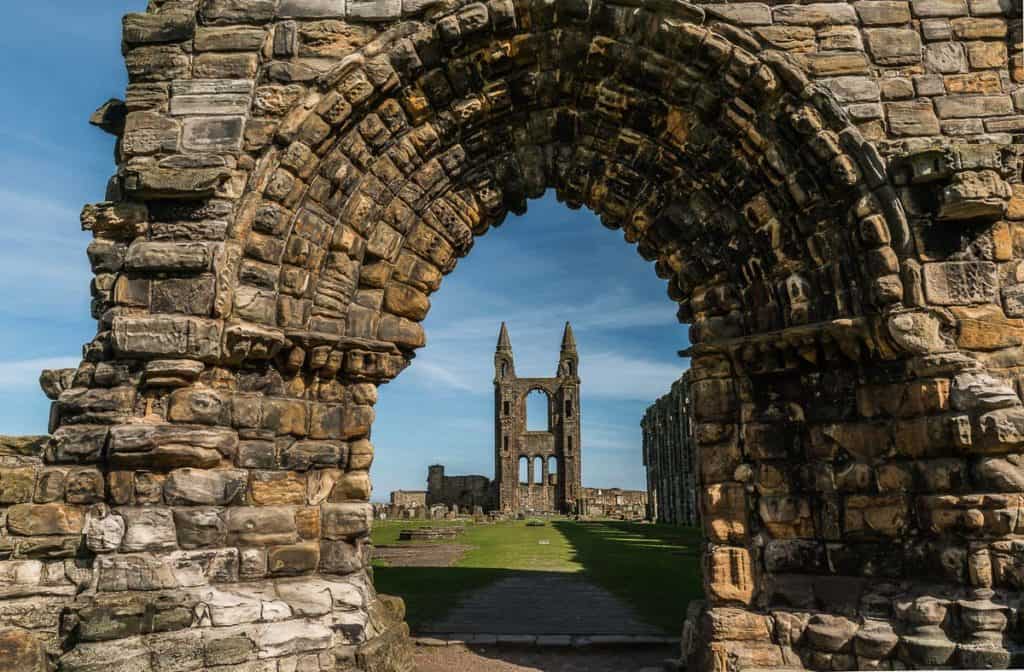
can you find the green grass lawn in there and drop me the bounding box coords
[370,518,702,633]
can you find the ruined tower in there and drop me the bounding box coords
[494,323,582,514]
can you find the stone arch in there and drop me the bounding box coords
[213,3,907,371]
[6,0,1021,671]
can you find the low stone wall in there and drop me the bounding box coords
[579,488,648,520]
[397,526,463,541]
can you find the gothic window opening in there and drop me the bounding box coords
[526,389,549,431]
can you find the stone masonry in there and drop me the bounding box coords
[0,0,1021,670]
[425,465,492,510]
[578,487,649,519]
[642,372,699,526]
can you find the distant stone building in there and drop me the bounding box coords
[494,321,582,514]
[641,373,699,526]
[579,487,648,520]
[390,490,427,508]
[426,465,491,509]
[390,323,604,515]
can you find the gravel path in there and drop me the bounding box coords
[414,643,675,672]
[419,573,667,636]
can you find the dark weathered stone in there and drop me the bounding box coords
[194,26,267,52]
[0,628,48,672]
[321,502,372,540]
[122,163,231,199]
[6,503,85,536]
[108,423,237,469]
[172,507,227,548]
[111,316,223,362]
[226,506,298,545]
[123,12,196,46]
[163,468,246,505]
[200,0,277,24]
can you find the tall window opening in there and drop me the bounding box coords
[526,389,549,431]
[519,456,529,484]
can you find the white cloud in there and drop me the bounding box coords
[583,351,685,401]
[402,335,684,403]
[405,360,477,392]
[0,357,79,388]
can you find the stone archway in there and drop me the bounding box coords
[1,0,1022,670]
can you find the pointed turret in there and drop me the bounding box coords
[560,322,577,352]
[497,321,512,351]
[558,322,579,379]
[495,322,515,380]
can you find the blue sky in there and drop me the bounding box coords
[0,1,690,498]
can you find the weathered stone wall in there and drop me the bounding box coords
[0,0,1020,669]
[424,464,494,508]
[579,487,648,519]
[389,489,426,507]
[642,373,699,526]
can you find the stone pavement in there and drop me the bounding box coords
[418,572,668,636]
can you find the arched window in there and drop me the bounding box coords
[526,389,549,431]
[548,456,558,485]
[519,456,529,485]
[534,456,544,486]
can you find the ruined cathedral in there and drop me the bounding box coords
[493,321,582,513]
[406,323,583,514]
[391,322,648,518]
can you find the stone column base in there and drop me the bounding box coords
[682,593,1024,672]
[356,595,416,672]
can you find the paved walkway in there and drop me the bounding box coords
[418,572,667,636]
[414,643,676,671]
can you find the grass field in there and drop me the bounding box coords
[370,518,702,633]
